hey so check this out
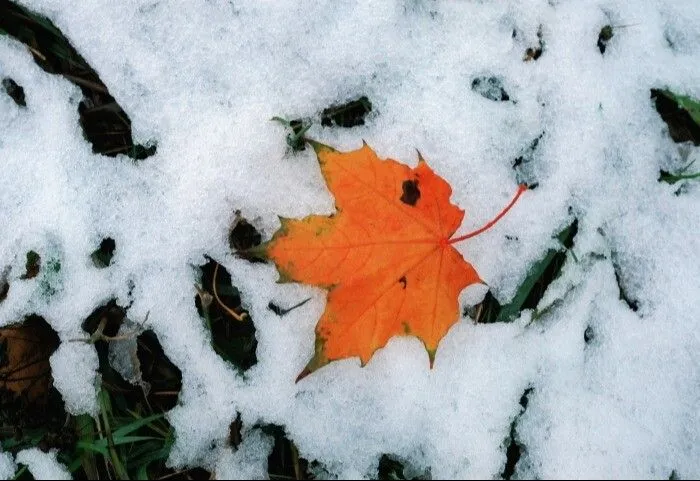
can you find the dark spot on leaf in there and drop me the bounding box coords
[321,95,372,128]
[399,276,407,289]
[400,179,421,206]
[598,25,614,54]
[21,251,41,280]
[229,218,262,251]
[471,76,510,102]
[2,78,26,106]
[90,237,116,268]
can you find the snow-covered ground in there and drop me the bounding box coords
[1,0,699,478]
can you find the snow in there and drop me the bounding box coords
[1,0,699,479]
[0,451,16,480]
[15,448,71,480]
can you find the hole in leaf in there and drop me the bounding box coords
[2,77,26,106]
[20,251,41,280]
[196,258,257,372]
[471,76,510,102]
[0,1,156,159]
[651,89,700,146]
[400,179,421,205]
[472,219,578,323]
[90,237,116,268]
[321,95,372,128]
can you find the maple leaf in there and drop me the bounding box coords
[259,141,526,377]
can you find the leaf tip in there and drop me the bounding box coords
[416,149,427,164]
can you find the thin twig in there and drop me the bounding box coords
[212,263,248,321]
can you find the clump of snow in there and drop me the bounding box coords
[16,449,71,480]
[1,0,699,478]
[0,451,16,480]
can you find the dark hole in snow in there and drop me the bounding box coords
[20,251,41,280]
[501,387,533,480]
[612,261,640,313]
[584,325,595,344]
[90,237,116,268]
[196,257,257,372]
[0,267,9,303]
[598,25,614,54]
[2,77,26,106]
[229,412,243,450]
[321,95,372,128]
[0,0,156,159]
[523,25,544,61]
[651,89,700,146]
[471,76,510,102]
[82,300,183,412]
[135,330,182,411]
[0,315,74,456]
[472,220,578,323]
[513,132,544,188]
[400,179,421,205]
[229,218,262,251]
[378,455,408,480]
[256,423,311,480]
[81,299,127,338]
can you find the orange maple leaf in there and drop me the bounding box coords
[261,141,526,377]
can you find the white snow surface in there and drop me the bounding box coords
[0,451,16,480]
[0,0,699,479]
[15,448,71,480]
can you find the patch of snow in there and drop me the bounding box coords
[0,451,16,480]
[15,449,71,480]
[0,0,698,478]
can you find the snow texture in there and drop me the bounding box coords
[0,451,16,480]
[1,0,699,478]
[16,448,71,480]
